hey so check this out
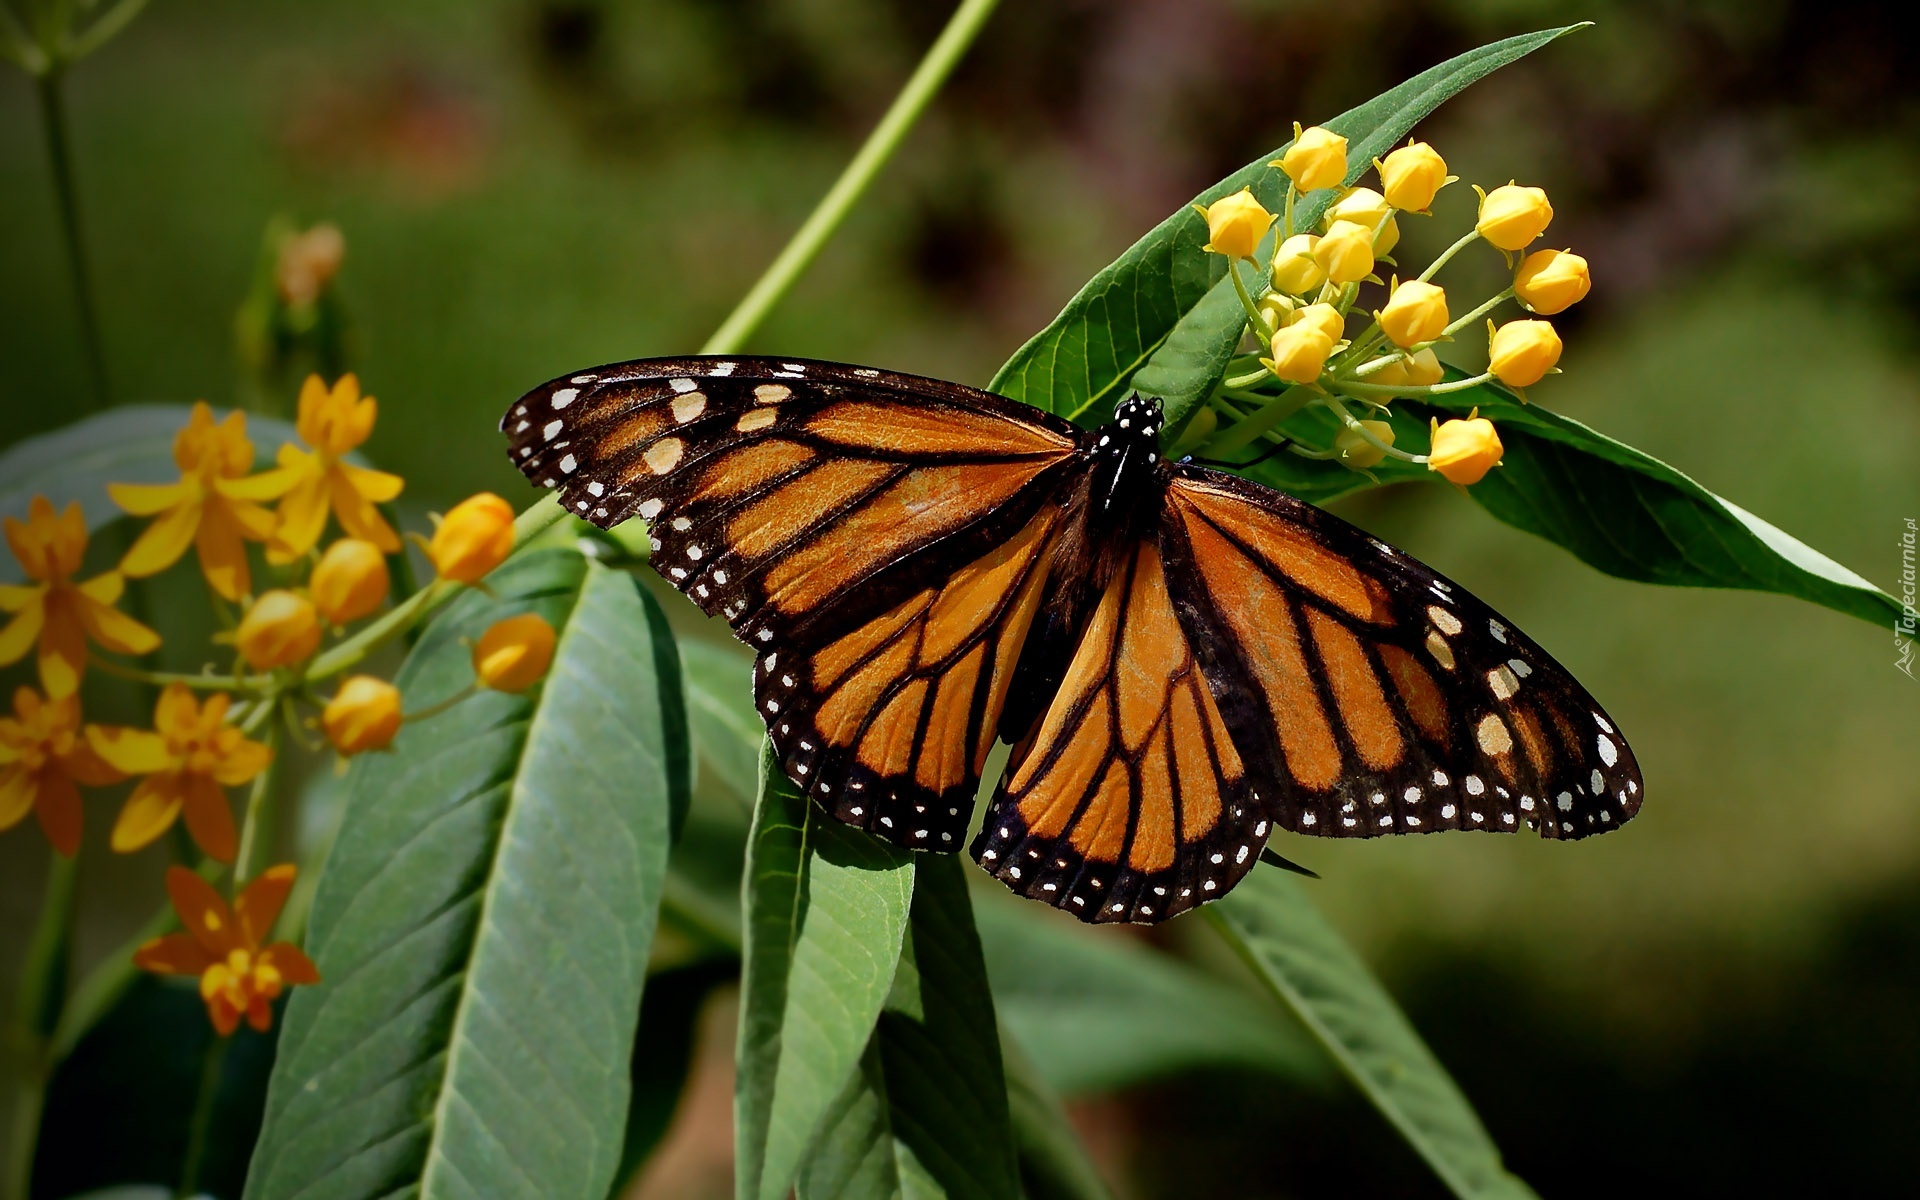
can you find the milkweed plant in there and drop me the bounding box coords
[0,5,1902,1200]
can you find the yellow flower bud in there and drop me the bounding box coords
[1377,279,1449,349]
[1321,189,1401,255]
[1275,125,1348,192]
[473,613,557,693]
[1313,220,1375,285]
[1290,302,1345,343]
[1378,141,1450,212]
[1513,248,1590,315]
[1256,293,1296,332]
[322,675,402,755]
[237,590,321,670]
[430,493,516,584]
[1476,183,1553,251]
[1335,420,1396,469]
[1264,323,1335,384]
[310,538,389,625]
[1269,233,1326,295]
[1488,319,1563,387]
[1194,187,1274,261]
[1403,346,1444,385]
[1427,415,1503,485]
[1369,357,1411,387]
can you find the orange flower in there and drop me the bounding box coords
[109,402,290,601]
[261,375,404,563]
[0,497,160,698]
[0,687,124,856]
[90,685,272,862]
[134,865,320,1035]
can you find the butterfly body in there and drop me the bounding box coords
[504,356,1642,923]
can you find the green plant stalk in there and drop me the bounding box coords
[1202,387,1313,458]
[1227,260,1276,344]
[35,71,110,411]
[233,719,285,887]
[5,855,77,1200]
[698,0,1003,356]
[1417,229,1482,282]
[507,0,1004,560]
[1440,286,1513,339]
[175,1033,231,1200]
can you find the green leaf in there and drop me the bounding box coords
[988,26,1585,426]
[1404,379,1902,628]
[797,856,1019,1200]
[680,635,764,804]
[734,749,915,1200]
[1207,869,1537,1200]
[0,404,304,582]
[244,548,690,1200]
[974,896,1327,1094]
[34,976,277,1200]
[1000,1032,1113,1200]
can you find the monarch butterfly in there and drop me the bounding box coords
[502,357,1641,923]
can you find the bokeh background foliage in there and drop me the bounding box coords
[3,1,1918,1198]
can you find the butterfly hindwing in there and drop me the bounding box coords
[971,543,1271,923]
[1159,466,1643,840]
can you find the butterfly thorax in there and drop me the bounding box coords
[1083,394,1167,547]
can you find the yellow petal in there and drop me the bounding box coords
[34,769,82,856]
[4,511,51,580]
[0,602,44,667]
[87,724,171,774]
[61,738,126,787]
[0,582,40,613]
[339,462,403,504]
[76,571,123,606]
[181,772,237,863]
[108,480,194,517]
[194,500,251,602]
[236,863,298,946]
[165,864,240,957]
[77,583,162,656]
[223,497,278,542]
[133,931,215,977]
[153,683,201,736]
[119,500,201,578]
[37,599,87,699]
[295,375,329,447]
[329,471,400,552]
[0,767,33,831]
[51,501,87,578]
[212,732,272,787]
[268,475,330,564]
[218,466,299,503]
[112,774,184,854]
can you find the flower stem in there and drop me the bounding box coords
[1417,229,1482,283]
[1203,387,1313,459]
[1440,287,1514,339]
[698,0,1003,357]
[1227,260,1275,344]
[1333,371,1493,399]
[233,719,284,887]
[89,655,247,691]
[1310,395,1424,462]
[175,1033,231,1200]
[304,579,453,682]
[4,855,77,1200]
[34,71,110,411]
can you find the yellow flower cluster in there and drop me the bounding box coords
[1,373,557,1035]
[1192,128,1594,486]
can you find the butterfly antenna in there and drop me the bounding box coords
[1259,846,1320,879]
[1184,435,1296,471]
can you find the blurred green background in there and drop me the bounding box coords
[3,0,1917,1195]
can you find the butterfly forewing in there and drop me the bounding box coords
[1159,466,1643,840]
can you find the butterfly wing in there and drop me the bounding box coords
[503,356,1087,848]
[1158,465,1643,840]
[970,542,1271,923]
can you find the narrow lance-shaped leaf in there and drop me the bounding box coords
[1000,1031,1113,1200]
[1407,380,1903,628]
[734,747,915,1200]
[989,25,1586,428]
[797,855,1019,1200]
[974,896,1327,1094]
[1207,868,1538,1200]
[245,548,690,1200]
